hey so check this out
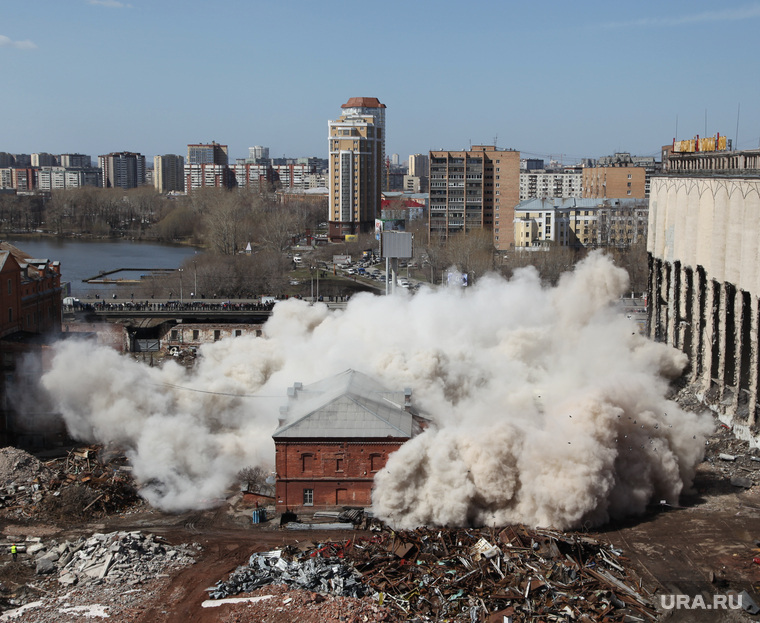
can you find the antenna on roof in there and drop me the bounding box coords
[735,103,740,151]
[493,134,498,148]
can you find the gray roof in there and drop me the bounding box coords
[273,369,415,440]
[515,197,647,212]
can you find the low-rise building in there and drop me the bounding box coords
[514,197,648,249]
[273,369,427,512]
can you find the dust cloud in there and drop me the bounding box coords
[39,252,712,527]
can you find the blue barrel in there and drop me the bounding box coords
[252,509,260,524]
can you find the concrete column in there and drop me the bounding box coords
[690,268,704,382]
[667,262,680,347]
[750,296,759,428]
[726,285,741,415]
[701,279,715,394]
[647,254,657,341]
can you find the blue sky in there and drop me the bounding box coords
[2,0,759,165]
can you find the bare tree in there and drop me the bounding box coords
[203,192,248,255]
[445,229,495,283]
[503,243,585,286]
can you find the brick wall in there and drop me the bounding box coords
[274,439,405,512]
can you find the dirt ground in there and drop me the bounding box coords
[0,428,759,622]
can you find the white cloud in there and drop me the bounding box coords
[88,0,133,7]
[603,4,760,28]
[0,35,37,50]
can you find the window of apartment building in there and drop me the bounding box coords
[627,190,632,195]
[627,174,632,179]
[303,488,314,506]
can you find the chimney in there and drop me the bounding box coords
[404,388,412,412]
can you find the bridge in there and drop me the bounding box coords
[66,298,347,324]
[83,267,177,284]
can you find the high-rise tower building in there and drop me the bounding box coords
[429,146,520,250]
[187,142,228,165]
[185,142,234,192]
[98,152,146,189]
[249,146,270,162]
[154,155,185,193]
[328,97,386,240]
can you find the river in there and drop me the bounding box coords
[2,236,201,298]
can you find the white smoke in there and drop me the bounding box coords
[40,252,712,526]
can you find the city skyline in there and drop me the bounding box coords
[2,1,759,164]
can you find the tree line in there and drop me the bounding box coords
[0,187,648,299]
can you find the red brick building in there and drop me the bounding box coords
[273,369,426,513]
[0,242,64,447]
[0,243,62,337]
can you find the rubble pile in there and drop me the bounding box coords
[26,530,196,586]
[702,423,759,489]
[210,525,657,622]
[0,448,53,511]
[0,446,141,519]
[0,447,52,487]
[209,549,368,600]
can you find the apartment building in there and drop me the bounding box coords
[187,142,228,166]
[328,97,386,240]
[519,170,583,200]
[59,154,92,168]
[185,142,234,192]
[232,163,317,191]
[98,152,146,189]
[582,166,646,199]
[428,146,520,250]
[154,155,185,193]
[514,197,648,249]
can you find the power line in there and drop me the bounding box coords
[150,381,281,399]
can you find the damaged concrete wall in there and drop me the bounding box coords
[648,175,760,443]
[162,323,264,350]
[62,322,128,352]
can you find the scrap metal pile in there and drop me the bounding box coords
[209,525,657,622]
[0,446,140,519]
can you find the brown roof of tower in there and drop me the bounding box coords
[341,97,386,109]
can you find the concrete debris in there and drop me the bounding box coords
[208,548,368,600]
[0,447,53,488]
[699,425,758,490]
[730,476,754,489]
[22,531,196,585]
[286,522,355,531]
[209,525,658,621]
[740,590,760,615]
[0,445,141,519]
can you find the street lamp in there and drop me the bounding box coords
[178,269,183,303]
